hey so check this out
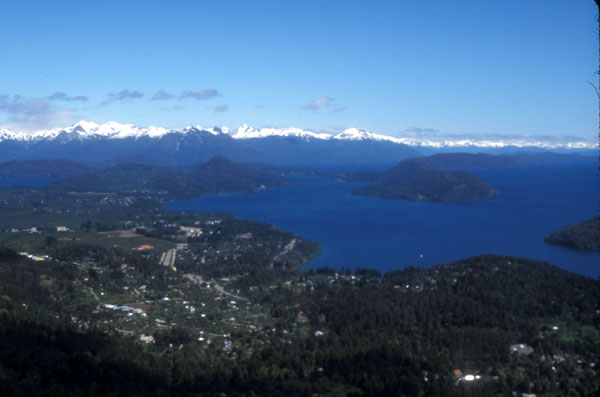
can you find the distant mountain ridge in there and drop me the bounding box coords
[0,121,421,165]
[0,120,594,149]
[49,156,290,199]
[0,121,594,166]
[0,121,419,143]
[410,152,596,170]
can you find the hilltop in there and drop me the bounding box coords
[353,159,498,202]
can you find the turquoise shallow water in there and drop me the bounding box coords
[166,164,599,278]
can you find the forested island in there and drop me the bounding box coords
[544,217,600,251]
[352,159,498,202]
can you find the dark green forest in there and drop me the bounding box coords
[0,246,597,396]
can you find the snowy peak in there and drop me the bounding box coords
[182,125,228,136]
[232,123,256,138]
[229,124,330,140]
[0,128,15,139]
[65,120,99,134]
[144,125,170,138]
[333,128,371,140]
[333,128,382,141]
[0,129,20,142]
[5,121,172,141]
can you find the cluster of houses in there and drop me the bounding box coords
[102,303,146,316]
[453,369,481,383]
[19,252,48,261]
[6,225,70,233]
[509,343,534,355]
[8,227,40,233]
[180,226,203,237]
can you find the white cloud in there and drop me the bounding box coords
[0,95,79,132]
[404,127,438,134]
[213,104,229,113]
[181,89,219,100]
[151,89,176,101]
[303,96,334,111]
[100,89,144,107]
[48,92,88,102]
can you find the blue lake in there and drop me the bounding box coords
[166,164,599,278]
[0,177,58,187]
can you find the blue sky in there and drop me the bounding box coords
[0,0,597,141]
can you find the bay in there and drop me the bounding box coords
[166,164,599,278]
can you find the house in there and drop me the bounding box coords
[180,226,203,237]
[136,244,155,251]
[510,343,534,355]
[19,252,46,261]
[140,334,154,344]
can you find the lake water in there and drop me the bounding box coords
[166,164,599,278]
[0,177,58,187]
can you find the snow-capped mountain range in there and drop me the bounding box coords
[0,121,594,150]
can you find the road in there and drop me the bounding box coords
[184,273,248,302]
[160,249,177,267]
